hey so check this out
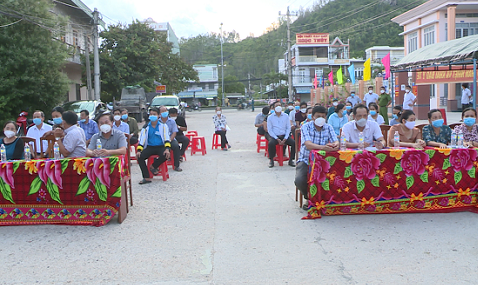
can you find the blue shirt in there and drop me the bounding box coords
[162,118,179,138]
[147,122,164,146]
[298,122,337,165]
[328,112,349,136]
[346,96,362,107]
[267,112,291,139]
[113,121,130,134]
[79,119,99,140]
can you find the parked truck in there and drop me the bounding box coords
[114,85,147,122]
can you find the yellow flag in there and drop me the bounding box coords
[363,58,371,81]
[337,66,343,84]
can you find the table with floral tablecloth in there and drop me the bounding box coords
[304,148,478,219]
[0,156,124,226]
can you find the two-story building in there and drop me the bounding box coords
[178,64,219,106]
[143,18,180,55]
[365,46,404,65]
[392,0,478,111]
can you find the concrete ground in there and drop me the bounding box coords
[1,109,477,284]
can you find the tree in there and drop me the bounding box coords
[95,21,198,102]
[263,71,288,99]
[0,0,69,121]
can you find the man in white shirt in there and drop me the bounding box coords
[267,102,295,168]
[289,101,300,128]
[341,104,386,149]
[364,86,379,107]
[461,83,472,110]
[26,110,52,156]
[402,85,417,110]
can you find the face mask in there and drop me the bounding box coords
[307,114,312,120]
[405,121,415,130]
[381,90,385,94]
[356,118,367,127]
[149,115,158,122]
[333,102,338,106]
[53,117,62,125]
[392,114,398,119]
[114,115,121,121]
[405,90,410,93]
[351,94,355,97]
[100,124,112,133]
[315,117,325,127]
[288,106,293,110]
[33,118,42,126]
[216,111,222,115]
[346,106,352,110]
[370,110,377,116]
[432,119,444,128]
[343,110,348,116]
[295,106,300,110]
[464,117,476,127]
[79,119,86,123]
[270,110,275,114]
[368,90,373,94]
[300,108,306,113]
[121,114,128,120]
[171,116,177,121]
[161,112,169,118]
[3,130,15,138]
[275,106,282,113]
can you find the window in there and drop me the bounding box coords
[299,69,306,83]
[209,83,215,90]
[424,26,435,46]
[212,67,217,79]
[72,30,79,46]
[453,23,478,39]
[408,32,418,53]
[315,69,323,77]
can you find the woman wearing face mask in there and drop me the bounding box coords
[328,103,348,136]
[51,106,64,129]
[367,103,385,125]
[345,102,354,121]
[212,107,230,151]
[422,109,452,149]
[300,107,314,126]
[1,121,24,160]
[453,107,478,147]
[387,110,425,149]
[389,106,403,126]
[295,102,308,127]
[326,98,339,120]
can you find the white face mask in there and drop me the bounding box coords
[114,115,121,121]
[300,108,306,113]
[333,102,338,106]
[404,121,415,130]
[100,124,112,133]
[171,116,177,121]
[315,117,326,127]
[368,90,373,94]
[3,130,15,138]
[381,90,385,94]
[275,106,282,113]
[356,118,367,127]
[216,111,222,115]
[288,106,293,110]
[405,90,410,93]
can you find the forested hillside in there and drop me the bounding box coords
[179,0,425,84]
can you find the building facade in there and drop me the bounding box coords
[365,46,404,65]
[178,64,219,106]
[143,18,180,54]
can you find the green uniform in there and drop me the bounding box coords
[378,93,392,125]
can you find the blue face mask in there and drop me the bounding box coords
[270,110,275,114]
[53,117,62,125]
[392,114,398,119]
[346,106,352,110]
[149,115,158,122]
[307,114,312,120]
[432,119,444,128]
[161,112,169,118]
[121,114,128,120]
[295,106,300,110]
[351,94,355,97]
[33,118,42,126]
[464,117,476,127]
[343,110,347,116]
[370,110,377,116]
[79,119,86,123]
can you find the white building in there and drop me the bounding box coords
[142,18,180,54]
[178,64,219,105]
[365,46,404,65]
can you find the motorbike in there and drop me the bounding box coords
[16,111,32,136]
[187,104,202,112]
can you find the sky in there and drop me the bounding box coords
[82,0,318,40]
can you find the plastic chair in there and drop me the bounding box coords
[256,134,267,153]
[19,136,37,159]
[273,144,290,166]
[40,134,56,158]
[147,155,169,181]
[191,136,207,156]
[186,130,198,136]
[130,143,138,161]
[380,125,391,146]
[212,133,222,149]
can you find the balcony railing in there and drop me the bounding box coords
[297,56,329,63]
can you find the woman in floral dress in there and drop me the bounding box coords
[453,107,478,147]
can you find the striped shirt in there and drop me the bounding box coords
[298,122,337,165]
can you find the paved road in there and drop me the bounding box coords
[1,109,477,284]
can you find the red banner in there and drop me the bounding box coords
[416,70,475,85]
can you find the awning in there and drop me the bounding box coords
[392,35,478,71]
[177,91,217,99]
[295,87,312,94]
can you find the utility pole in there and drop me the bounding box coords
[84,33,93,100]
[280,7,297,103]
[248,73,251,98]
[93,8,101,101]
[220,23,225,107]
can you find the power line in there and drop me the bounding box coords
[0,18,21,28]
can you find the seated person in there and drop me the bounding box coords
[255,106,269,135]
[267,102,295,168]
[295,101,308,127]
[121,108,139,145]
[300,107,313,126]
[326,98,339,120]
[159,106,182,172]
[345,101,354,121]
[328,103,348,136]
[169,108,189,162]
[51,106,64,129]
[388,110,425,149]
[453,107,478,147]
[136,108,171,184]
[112,109,130,133]
[389,106,403,126]
[26,110,52,156]
[346,91,362,107]
[79,109,99,146]
[86,113,127,157]
[368,102,385,125]
[213,106,230,151]
[295,106,338,210]
[1,121,24,160]
[54,111,87,158]
[289,102,300,129]
[422,109,451,149]
[341,104,386,149]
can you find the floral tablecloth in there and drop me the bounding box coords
[304,148,478,219]
[0,156,124,226]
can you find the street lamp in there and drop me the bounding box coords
[220,23,225,107]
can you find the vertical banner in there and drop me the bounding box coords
[364,58,371,81]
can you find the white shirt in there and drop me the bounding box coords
[342,120,383,144]
[267,112,291,139]
[26,123,52,153]
[403,92,416,110]
[368,114,385,125]
[462,88,472,104]
[289,110,296,124]
[364,93,379,107]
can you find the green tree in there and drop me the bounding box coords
[0,0,69,121]
[263,71,288,99]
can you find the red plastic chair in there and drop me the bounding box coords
[186,130,198,136]
[147,155,169,181]
[273,144,290,166]
[256,134,267,153]
[191,136,207,155]
[212,133,222,149]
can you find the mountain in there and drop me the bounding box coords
[179,0,426,84]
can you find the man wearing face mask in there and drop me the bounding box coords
[378,86,392,125]
[267,102,296,167]
[112,109,130,134]
[26,110,52,157]
[86,113,127,157]
[289,101,300,128]
[159,106,182,172]
[285,102,294,115]
[341,104,386,149]
[212,107,230,151]
[169,108,189,162]
[294,102,308,127]
[79,109,99,147]
[402,85,417,111]
[346,91,362,107]
[255,106,270,136]
[120,108,139,145]
[53,111,87,158]
[136,107,171,184]
[295,106,338,209]
[364,86,379,108]
[327,98,339,120]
